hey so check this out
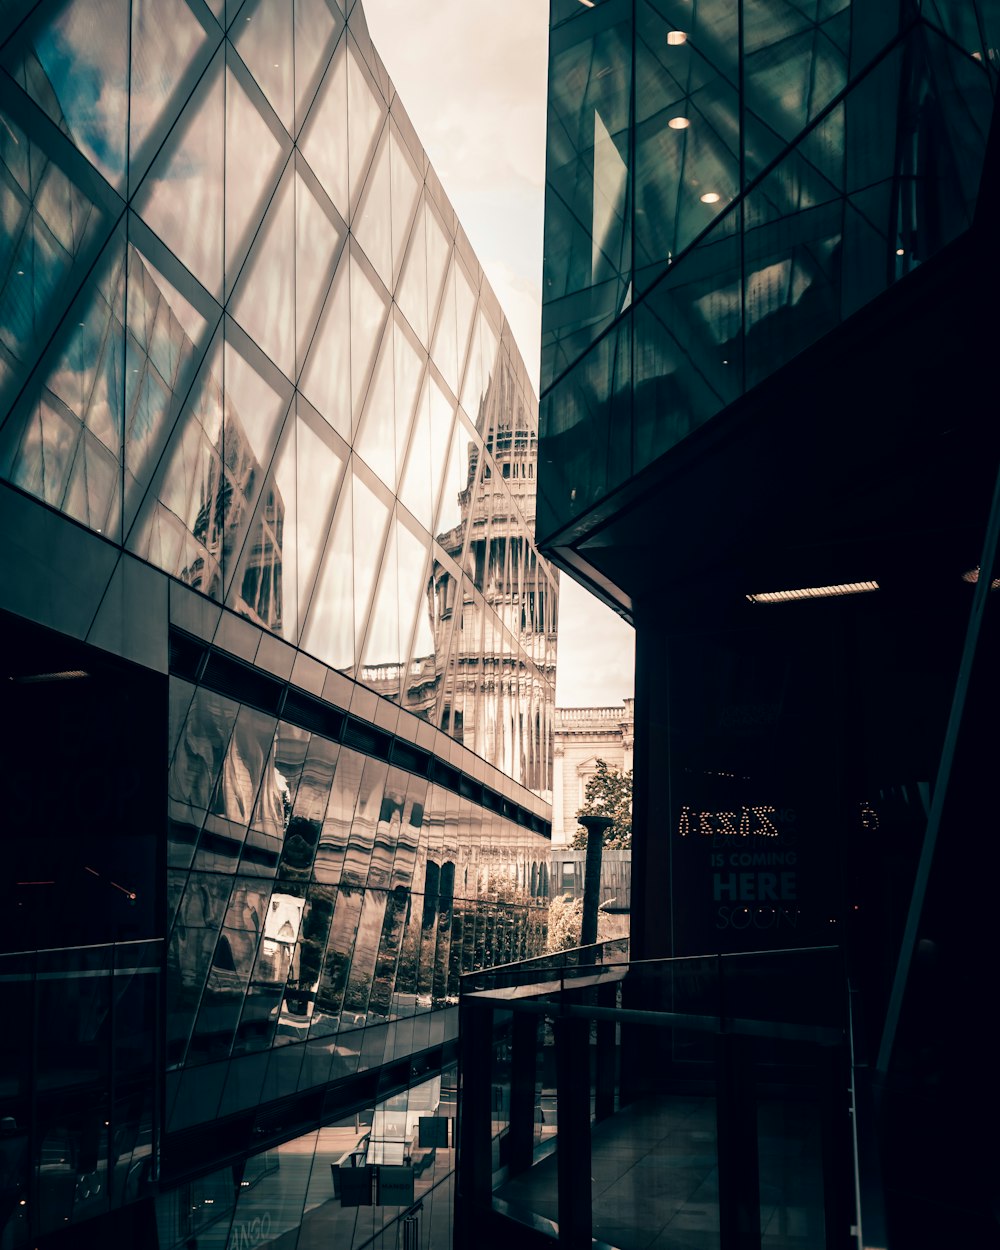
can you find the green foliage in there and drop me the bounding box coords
[546,893,583,952]
[571,759,632,849]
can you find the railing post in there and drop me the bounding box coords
[508,1011,539,1174]
[716,1031,761,1250]
[456,998,495,1244]
[554,1012,592,1244]
[595,980,617,1121]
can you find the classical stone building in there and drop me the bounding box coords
[551,698,633,846]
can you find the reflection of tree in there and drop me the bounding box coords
[546,894,583,953]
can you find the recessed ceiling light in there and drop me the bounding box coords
[667,31,688,45]
[700,192,721,204]
[668,116,690,130]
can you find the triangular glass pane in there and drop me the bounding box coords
[231,164,295,379]
[301,464,354,667]
[4,0,130,190]
[299,249,351,437]
[454,259,477,386]
[428,374,455,536]
[127,328,226,600]
[396,520,428,664]
[347,43,385,205]
[399,375,432,528]
[233,0,294,133]
[295,168,344,375]
[361,515,400,677]
[353,131,392,288]
[228,410,295,637]
[354,318,395,488]
[221,332,289,592]
[395,198,429,345]
[424,202,451,331]
[431,258,459,397]
[389,127,421,287]
[351,469,391,653]
[225,64,284,297]
[129,0,214,188]
[299,40,349,219]
[349,250,390,428]
[393,313,423,472]
[134,48,225,298]
[294,0,343,132]
[2,226,126,539]
[295,400,346,627]
[459,313,484,419]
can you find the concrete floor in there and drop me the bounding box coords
[494,1094,827,1249]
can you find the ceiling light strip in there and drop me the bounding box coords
[746,581,880,605]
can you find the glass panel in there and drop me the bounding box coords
[349,247,390,429]
[228,396,294,636]
[230,163,295,379]
[353,129,392,288]
[300,453,354,669]
[295,163,344,374]
[743,151,842,388]
[312,885,362,1032]
[361,512,400,696]
[294,0,343,133]
[278,734,340,882]
[3,227,126,541]
[278,883,336,1042]
[9,0,130,190]
[294,399,347,628]
[129,0,213,189]
[299,246,351,438]
[346,42,385,204]
[431,257,459,397]
[342,888,387,1022]
[343,755,388,886]
[350,466,392,661]
[133,47,225,298]
[354,315,395,487]
[224,61,285,298]
[127,326,223,595]
[389,125,421,285]
[233,0,294,133]
[428,373,457,531]
[424,199,451,335]
[399,372,433,527]
[314,745,365,886]
[396,196,429,344]
[299,36,349,218]
[221,329,289,596]
[212,704,278,827]
[166,872,233,1066]
[454,256,477,389]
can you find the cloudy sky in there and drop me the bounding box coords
[364,0,635,708]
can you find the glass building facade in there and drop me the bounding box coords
[537,2,999,1245]
[538,0,996,540]
[0,1,556,1246]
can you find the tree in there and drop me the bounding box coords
[571,759,632,849]
[546,894,583,952]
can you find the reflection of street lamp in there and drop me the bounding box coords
[577,813,614,947]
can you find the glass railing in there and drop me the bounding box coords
[456,945,850,1248]
[0,939,162,1245]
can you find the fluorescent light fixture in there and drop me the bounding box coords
[12,669,89,683]
[700,191,721,204]
[668,116,691,130]
[667,30,688,45]
[962,567,1000,589]
[746,581,879,604]
[579,0,594,6]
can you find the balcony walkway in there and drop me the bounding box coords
[494,1093,825,1250]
